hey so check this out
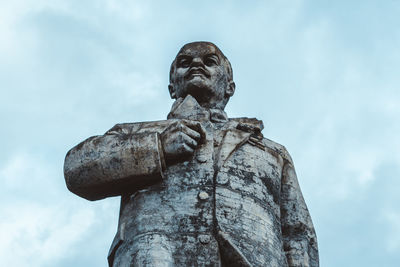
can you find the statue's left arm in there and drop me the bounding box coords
[280,147,319,267]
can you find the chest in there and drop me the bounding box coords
[217,140,283,206]
[163,120,284,202]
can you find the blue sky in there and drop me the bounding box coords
[1,0,399,266]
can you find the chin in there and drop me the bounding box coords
[185,83,212,103]
[186,76,208,87]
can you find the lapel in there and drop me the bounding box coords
[167,95,210,121]
[166,96,264,171]
[215,122,252,170]
[214,118,264,170]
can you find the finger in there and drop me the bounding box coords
[182,133,198,149]
[183,121,206,141]
[177,143,194,155]
[163,121,180,133]
[181,124,201,141]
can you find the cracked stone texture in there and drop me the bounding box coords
[64,43,319,267]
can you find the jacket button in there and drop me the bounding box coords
[196,154,208,163]
[198,234,211,244]
[216,175,229,185]
[198,191,209,200]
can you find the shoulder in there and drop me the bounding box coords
[262,138,293,164]
[105,120,170,135]
[229,117,264,133]
[229,117,293,163]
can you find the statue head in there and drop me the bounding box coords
[169,41,235,110]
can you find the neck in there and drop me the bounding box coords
[168,95,228,122]
[185,93,227,110]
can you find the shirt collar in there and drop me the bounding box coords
[167,95,228,123]
[209,108,228,123]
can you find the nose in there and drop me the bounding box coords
[190,57,204,68]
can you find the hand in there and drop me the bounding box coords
[160,120,205,164]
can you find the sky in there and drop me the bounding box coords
[1,0,399,266]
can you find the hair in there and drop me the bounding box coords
[169,41,233,84]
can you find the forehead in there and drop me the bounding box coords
[176,43,220,58]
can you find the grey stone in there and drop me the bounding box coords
[198,191,209,200]
[64,41,319,266]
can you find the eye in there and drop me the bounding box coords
[204,55,219,67]
[177,57,191,68]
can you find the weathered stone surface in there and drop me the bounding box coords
[64,41,319,266]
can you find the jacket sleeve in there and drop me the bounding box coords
[63,124,166,201]
[280,147,319,267]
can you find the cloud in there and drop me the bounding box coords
[0,202,94,267]
[1,0,400,266]
[0,152,92,266]
[0,152,118,267]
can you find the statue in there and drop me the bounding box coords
[64,42,319,266]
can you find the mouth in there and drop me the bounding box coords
[185,68,210,79]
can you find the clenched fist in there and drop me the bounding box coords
[160,120,205,164]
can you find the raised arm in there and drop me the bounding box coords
[64,123,166,201]
[280,148,319,267]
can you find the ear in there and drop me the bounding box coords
[168,84,176,99]
[225,81,235,97]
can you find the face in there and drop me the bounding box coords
[169,42,234,109]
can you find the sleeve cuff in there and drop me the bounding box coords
[156,132,166,178]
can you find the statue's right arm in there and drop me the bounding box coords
[63,123,166,201]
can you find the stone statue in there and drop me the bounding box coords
[64,42,319,266]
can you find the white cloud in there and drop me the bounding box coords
[0,203,94,267]
[1,152,54,190]
[0,0,67,60]
[0,153,90,266]
[1,0,400,266]
[0,152,117,267]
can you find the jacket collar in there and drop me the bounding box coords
[167,95,228,123]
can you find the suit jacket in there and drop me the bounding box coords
[64,97,319,267]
